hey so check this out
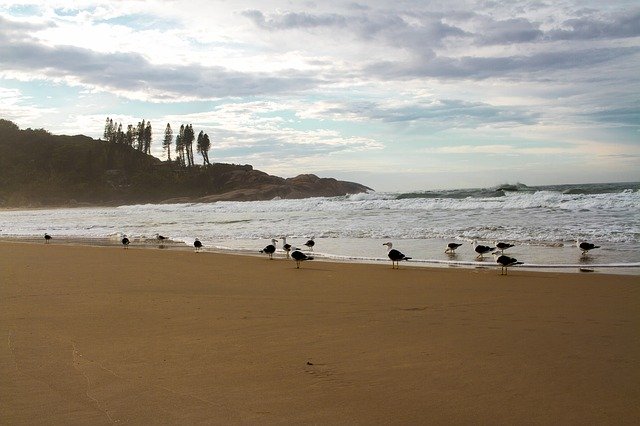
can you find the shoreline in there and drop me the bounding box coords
[2,236,638,275]
[1,241,638,424]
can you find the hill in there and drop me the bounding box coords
[0,119,371,207]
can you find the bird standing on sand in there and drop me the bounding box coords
[121,235,130,249]
[473,240,495,260]
[281,236,295,258]
[260,238,278,259]
[494,253,523,275]
[291,250,313,268]
[383,242,411,269]
[445,242,462,254]
[577,240,600,255]
[44,233,52,243]
[156,233,167,242]
[495,242,514,254]
[194,238,203,252]
[304,237,315,251]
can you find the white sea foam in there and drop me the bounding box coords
[1,184,638,270]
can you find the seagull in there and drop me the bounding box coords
[260,238,278,259]
[121,235,130,249]
[473,240,495,260]
[494,253,523,275]
[577,240,600,255]
[194,238,203,252]
[495,242,514,253]
[291,250,313,268]
[44,233,52,244]
[281,236,296,258]
[304,237,315,251]
[156,233,167,242]
[383,242,411,269]
[445,242,462,254]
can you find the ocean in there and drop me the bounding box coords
[1,182,639,274]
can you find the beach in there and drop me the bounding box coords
[1,241,639,424]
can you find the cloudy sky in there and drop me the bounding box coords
[1,0,638,191]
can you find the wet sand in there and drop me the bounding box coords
[1,241,638,424]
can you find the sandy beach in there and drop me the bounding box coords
[1,241,638,424]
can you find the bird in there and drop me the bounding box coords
[260,238,278,259]
[577,240,600,255]
[156,233,167,242]
[304,237,315,251]
[383,242,411,269]
[121,235,130,249]
[44,233,52,243]
[281,236,296,258]
[472,240,495,260]
[194,238,203,252]
[291,250,313,268]
[445,242,462,254]
[495,242,515,253]
[494,253,523,275]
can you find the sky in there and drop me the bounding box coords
[0,1,638,191]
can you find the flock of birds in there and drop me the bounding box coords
[42,232,601,275]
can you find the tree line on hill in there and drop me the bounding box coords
[103,117,211,167]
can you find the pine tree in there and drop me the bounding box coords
[163,123,173,161]
[197,130,211,165]
[136,120,146,151]
[125,125,134,147]
[103,117,111,141]
[176,124,185,167]
[144,121,152,154]
[183,124,195,167]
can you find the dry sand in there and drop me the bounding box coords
[1,241,638,425]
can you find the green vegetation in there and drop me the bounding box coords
[0,118,252,206]
[0,119,369,207]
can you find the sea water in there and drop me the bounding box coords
[1,182,638,274]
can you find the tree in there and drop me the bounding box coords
[182,124,195,167]
[136,120,146,151]
[176,124,185,167]
[103,117,111,141]
[197,130,211,165]
[125,125,134,147]
[163,123,173,161]
[143,121,152,154]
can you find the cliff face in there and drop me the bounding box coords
[0,119,371,207]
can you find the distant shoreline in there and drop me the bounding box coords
[2,237,638,276]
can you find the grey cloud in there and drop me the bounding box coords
[547,10,640,40]
[374,99,539,126]
[307,98,538,127]
[242,9,469,49]
[0,19,319,99]
[476,17,543,45]
[582,106,640,127]
[366,47,639,80]
[242,10,347,30]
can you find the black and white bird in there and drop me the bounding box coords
[494,253,523,275]
[472,240,495,260]
[156,233,167,242]
[291,250,313,268]
[121,235,130,249]
[577,240,600,255]
[44,233,52,243]
[445,242,463,254]
[194,238,203,252]
[260,238,278,259]
[495,242,514,253]
[383,242,411,269]
[281,236,295,258]
[304,237,315,251]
